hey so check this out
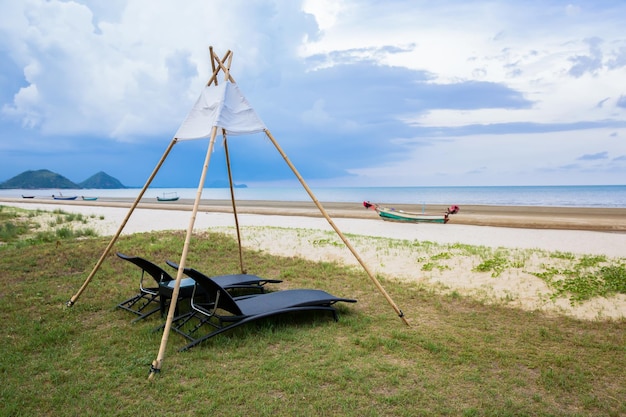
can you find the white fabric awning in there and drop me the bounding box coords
[175,81,266,140]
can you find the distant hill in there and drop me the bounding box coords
[0,169,79,189]
[0,169,126,189]
[79,171,127,189]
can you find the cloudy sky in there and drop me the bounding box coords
[1,0,625,188]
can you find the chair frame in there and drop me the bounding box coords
[117,265,162,322]
[116,253,196,322]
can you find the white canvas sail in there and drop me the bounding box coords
[175,81,266,139]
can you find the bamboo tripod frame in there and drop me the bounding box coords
[63,47,408,380]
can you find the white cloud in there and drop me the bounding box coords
[0,0,313,140]
[302,0,343,31]
[346,128,626,186]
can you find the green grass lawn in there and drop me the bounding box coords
[0,208,625,416]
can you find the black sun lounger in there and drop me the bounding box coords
[168,266,357,351]
[116,254,282,323]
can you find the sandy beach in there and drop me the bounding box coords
[2,197,625,320]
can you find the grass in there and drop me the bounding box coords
[0,205,98,246]
[1,224,625,416]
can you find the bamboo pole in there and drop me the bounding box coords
[225,52,233,82]
[66,138,177,307]
[264,130,410,326]
[212,50,236,83]
[209,46,217,85]
[223,131,246,273]
[206,49,233,86]
[149,127,219,379]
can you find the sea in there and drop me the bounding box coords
[2,185,626,208]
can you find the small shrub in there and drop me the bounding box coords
[431,252,452,260]
[421,262,435,271]
[474,255,509,277]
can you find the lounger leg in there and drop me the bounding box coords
[117,293,161,322]
[131,307,161,323]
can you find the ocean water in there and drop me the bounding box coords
[2,185,626,208]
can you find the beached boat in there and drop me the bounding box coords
[363,201,459,224]
[157,192,179,202]
[81,196,98,201]
[52,195,78,201]
[22,195,35,199]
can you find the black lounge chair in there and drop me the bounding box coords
[116,254,282,323]
[168,266,357,351]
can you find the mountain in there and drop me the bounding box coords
[0,169,80,189]
[79,171,127,189]
[0,169,127,189]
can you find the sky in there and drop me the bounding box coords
[1,0,625,188]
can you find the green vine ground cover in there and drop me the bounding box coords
[225,225,626,309]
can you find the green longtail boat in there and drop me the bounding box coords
[363,201,460,224]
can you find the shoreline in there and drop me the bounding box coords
[2,197,626,232]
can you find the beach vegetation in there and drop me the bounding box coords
[0,205,100,246]
[550,251,576,260]
[577,254,607,267]
[531,259,626,303]
[473,252,511,277]
[448,242,486,256]
[0,219,30,242]
[421,262,436,271]
[430,251,452,260]
[312,237,343,247]
[220,225,626,307]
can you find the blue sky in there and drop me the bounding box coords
[1,0,625,188]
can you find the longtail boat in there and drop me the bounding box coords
[81,196,98,201]
[157,192,179,202]
[52,194,78,201]
[363,201,459,224]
